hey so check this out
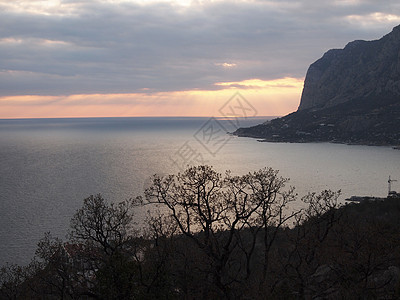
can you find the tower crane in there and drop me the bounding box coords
[388,176,398,196]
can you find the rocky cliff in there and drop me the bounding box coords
[299,25,400,111]
[234,25,400,146]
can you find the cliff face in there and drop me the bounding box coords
[234,25,400,146]
[298,25,400,111]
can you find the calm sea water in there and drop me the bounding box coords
[1,117,399,266]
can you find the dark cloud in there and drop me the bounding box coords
[0,0,399,96]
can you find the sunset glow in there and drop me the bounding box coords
[0,77,304,119]
[0,0,398,119]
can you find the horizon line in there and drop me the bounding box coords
[0,115,280,121]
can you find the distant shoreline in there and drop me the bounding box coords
[233,132,400,149]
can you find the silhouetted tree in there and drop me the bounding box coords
[4,166,400,299]
[69,194,137,256]
[0,264,29,299]
[68,194,143,299]
[281,190,342,298]
[145,165,299,298]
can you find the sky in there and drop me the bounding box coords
[1,0,400,118]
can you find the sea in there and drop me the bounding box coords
[1,116,399,266]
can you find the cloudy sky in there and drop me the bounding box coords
[1,0,399,118]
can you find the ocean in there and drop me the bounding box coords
[1,116,399,266]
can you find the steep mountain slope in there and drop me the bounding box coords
[234,25,400,146]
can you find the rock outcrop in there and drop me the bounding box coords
[299,25,400,111]
[234,25,400,146]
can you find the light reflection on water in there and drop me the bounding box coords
[0,117,399,266]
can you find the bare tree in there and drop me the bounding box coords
[144,165,298,298]
[281,190,342,298]
[68,194,141,299]
[0,264,29,299]
[5,168,377,299]
[69,194,137,256]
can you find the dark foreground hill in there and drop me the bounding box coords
[2,196,400,299]
[235,25,400,146]
[1,166,400,299]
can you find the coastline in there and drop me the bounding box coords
[233,131,400,149]
[233,125,400,149]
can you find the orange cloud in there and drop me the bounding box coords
[215,77,304,89]
[0,77,304,119]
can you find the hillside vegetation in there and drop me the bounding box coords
[1,166,400,299]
